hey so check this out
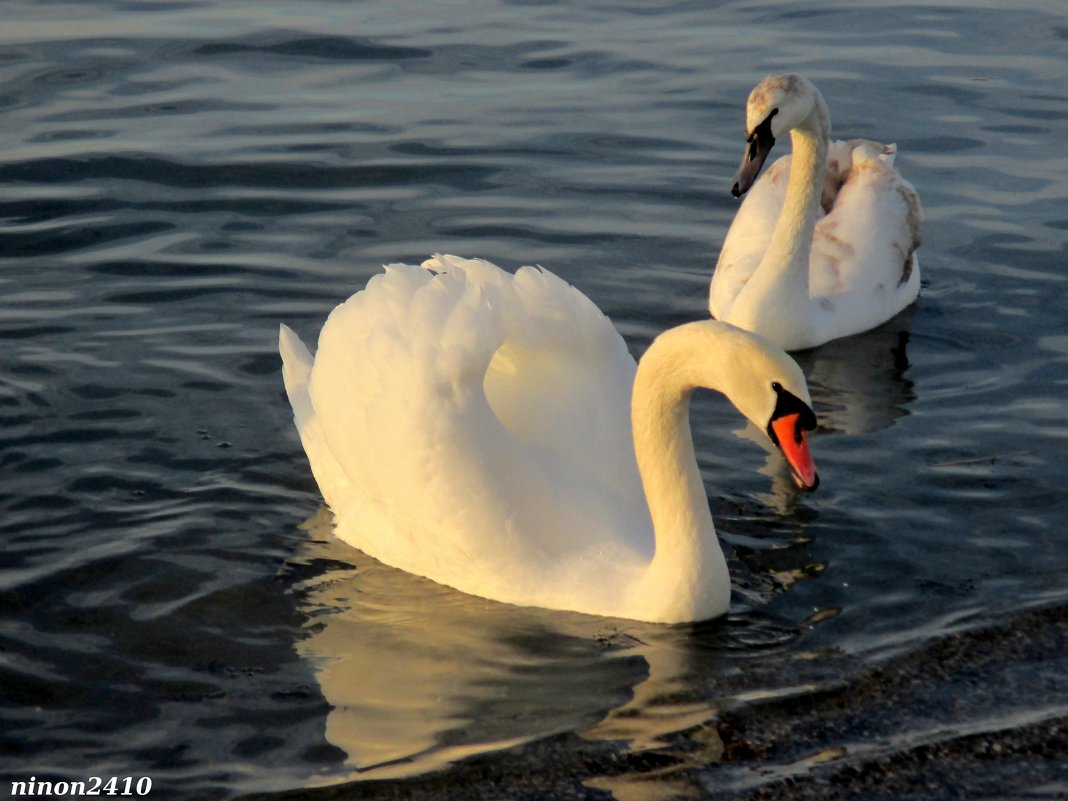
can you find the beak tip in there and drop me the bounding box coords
[792,470,819,492]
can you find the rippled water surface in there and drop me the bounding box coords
[4,2,1068,799]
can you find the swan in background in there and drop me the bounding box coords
[280,255,818,624]
[709,74,923,351]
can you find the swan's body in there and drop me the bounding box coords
[710,74,923,351]
[281,255,818,624]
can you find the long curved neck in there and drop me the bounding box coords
[733,98,830,346]
[768,112,828,290]
[629,325,731,623]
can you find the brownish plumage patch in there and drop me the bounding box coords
[748,74,805,120]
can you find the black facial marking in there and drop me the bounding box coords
[766,381,817,446]
[749,108,778,156]
[733,108,779,198]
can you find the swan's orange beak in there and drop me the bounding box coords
[771,413,819,492]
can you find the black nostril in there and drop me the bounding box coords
[731,183,742,198]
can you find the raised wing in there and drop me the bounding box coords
[281,258,647,602]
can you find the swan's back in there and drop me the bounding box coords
[280,257,649,611]
[809,142,922,324]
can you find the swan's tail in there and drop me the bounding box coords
[845,138,897,168]
[280,324,314,426]
[279,322,362,513]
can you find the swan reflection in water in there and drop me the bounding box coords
[794,307,916,437]
[292,510,787,797]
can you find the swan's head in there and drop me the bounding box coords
[645,321,819,491]
[764,380,819,492]
[718,324,819,492]
[732,73,825,197]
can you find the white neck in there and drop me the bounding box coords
[732,99,830,348]
[627,323,733,623]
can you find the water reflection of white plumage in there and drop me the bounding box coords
[795,308,916,438]
[292,510,732,787]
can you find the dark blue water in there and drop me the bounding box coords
[3,2,1068,799]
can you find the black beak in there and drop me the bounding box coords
[732,110,777,197]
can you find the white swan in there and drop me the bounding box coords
[710,74,923,351]
[280,255,819,624]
